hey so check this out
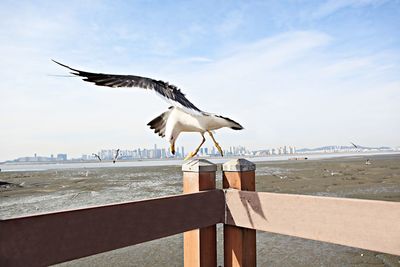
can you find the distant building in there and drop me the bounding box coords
[57,154,67,161]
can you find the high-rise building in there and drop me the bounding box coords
[57,153,67,161]
[283,146,288,154]
[154,144,162,158]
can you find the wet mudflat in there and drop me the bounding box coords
[1,154,399,266]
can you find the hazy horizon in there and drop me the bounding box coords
[1,1,399,162]
[2,143,398,163]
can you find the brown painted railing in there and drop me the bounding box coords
[0,190,224,267]
[1,158,399,267]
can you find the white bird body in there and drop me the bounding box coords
[164,107,238,141]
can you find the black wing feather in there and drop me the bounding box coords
[52,60,201,112]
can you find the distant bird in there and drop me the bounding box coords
[113,149,120,164]
[365,159,371,165]
[53,60,243,160]
[324,169,339,176]
[92,153,102,161]
[272,174,287,179]
[350,142,358,148]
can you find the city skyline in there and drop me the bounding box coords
[1,1,399,162]
[5,142,398,163]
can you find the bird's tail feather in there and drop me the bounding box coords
[147,108,172,138]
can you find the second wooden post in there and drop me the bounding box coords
[223,158,256,267]
[182,159,217,267]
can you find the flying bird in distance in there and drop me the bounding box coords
[92,153,102,161]
[350,142,358,148]
[53,60,243,160]
[113,149,120,164]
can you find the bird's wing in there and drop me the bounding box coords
[53,60,202,112]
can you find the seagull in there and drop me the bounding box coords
[53,60,243,160]
[272,174,287,179]
[113,149,120,164]
[92,153,102,161]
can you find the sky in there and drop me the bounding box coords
[0,0,399,161]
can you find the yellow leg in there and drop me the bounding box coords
[208,131,223,157]
[184,133,206,160]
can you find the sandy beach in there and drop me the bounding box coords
[1,153,399,266]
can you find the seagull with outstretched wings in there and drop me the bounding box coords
[113,149,120,164]
[92,153,102,161]
[53,60,243,159]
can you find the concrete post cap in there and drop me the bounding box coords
[222,158,256,172]
[182,159,217,172]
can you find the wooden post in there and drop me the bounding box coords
[223,159,256,267]
[182,159,217,267]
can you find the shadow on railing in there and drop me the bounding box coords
[1,159,399,267]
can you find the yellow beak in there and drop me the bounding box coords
[170,144,175,155]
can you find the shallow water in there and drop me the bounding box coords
[1,154,400,266]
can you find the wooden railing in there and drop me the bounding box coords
[1,159,399,267]
[0,190,224,267]
[225,190,400,256]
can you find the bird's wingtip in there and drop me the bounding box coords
[52,59,74,71]
[51,59,62,65]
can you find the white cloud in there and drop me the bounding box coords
[168,31,400,150]
[2,28,399,161]
[311,0,388,18]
